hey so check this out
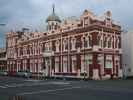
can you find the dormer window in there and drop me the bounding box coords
[84,17,89,26]
[105,11,112,27]
[87,34,92,48]
[81,35,88,49]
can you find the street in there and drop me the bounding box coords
[0,76,133,100]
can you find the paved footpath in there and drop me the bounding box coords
[0,76,133,100]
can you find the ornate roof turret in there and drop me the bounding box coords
[46,4,61,23]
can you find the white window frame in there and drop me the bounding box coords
[55,57,59,73]
[63,56,68,73]
[105,55,113,68]
[55,40,60,52]
[71,37,76,51]
[72,56,76,73]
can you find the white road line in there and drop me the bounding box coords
[0,86,7,88]
[18,86,81,95]
[51,82,70,85]
[1,81,71,88]
[3,82,50,88]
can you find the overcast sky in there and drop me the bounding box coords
[0,0,133,48]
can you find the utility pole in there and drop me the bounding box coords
[83,36,86,80]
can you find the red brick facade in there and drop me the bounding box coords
[6,9,122,80]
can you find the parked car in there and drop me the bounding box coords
[8,71,17,76]
[17,70,32,78]
[0,70,8,76]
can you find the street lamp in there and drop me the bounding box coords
[122,64,127,79]
[0,24,6,26]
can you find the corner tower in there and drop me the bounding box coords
[46,4,61,32]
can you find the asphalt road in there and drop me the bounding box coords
[0,76,133,100]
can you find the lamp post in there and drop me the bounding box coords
[123,63,127,79]
[77,47,80,77]
[83,37,86,80]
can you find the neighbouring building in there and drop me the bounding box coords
[0,48,7,71]
[6,6,122,80]
[122,31,133,77]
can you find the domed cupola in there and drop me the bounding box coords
[46,4,61,32]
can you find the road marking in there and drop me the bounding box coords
[18,86,81,95]
[0,81,71,88]
[24,79,42,82]
[51,82,70,85]
[3,82,51,88]
[0,86,7,88]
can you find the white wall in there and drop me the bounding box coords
[122,31,133,76]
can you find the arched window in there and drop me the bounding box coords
[63,56,68,73]
[108,38,111,48]
[107,36,113,48]
[97,34,101,46]
[100,35,103,48]
[71,56,77,73]
[55,57,59,73]
[71,36,76,50]
[63,39,68,51]
[52,22,54,30]
[86,33,92,48]
[115,36,119,49]
[81,35,86,49]
[45,43,49,51]
[49,25,51,30]
[104,35,107,48]
[55,40,60,52]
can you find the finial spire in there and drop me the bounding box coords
[52,4,55,14]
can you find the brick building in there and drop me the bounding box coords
[6,6,122,80]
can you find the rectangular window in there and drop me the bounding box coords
[63,57,67,73]
[105,60,113,68]
[55,57,59,73]
[72,56,77,73]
